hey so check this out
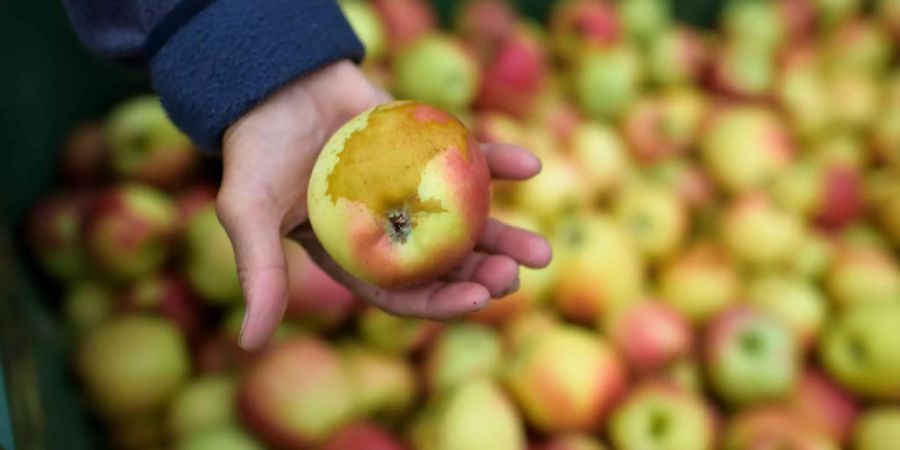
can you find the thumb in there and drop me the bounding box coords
[216,196,288,351]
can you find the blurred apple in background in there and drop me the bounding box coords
[182,206,241,305]
[474,25,549,118]
[616,0,670,45]
[530,434,608,450]
[283,240,358,330]
[745,273,828,349]
[659,243,739,324]
[392,34,480,112]
[722,407,839,450]
[357,307,441,355]
[825,244,900,310]
[571,44,643,121]
[722,193,804,268]
[789,369,860,444]
[167,374,238,441]
[339,343,418,421]
[645,26,707,87]
[422,322,502,393]
[321,422,408,450]
[568,122,632,200]
[174,425,265,450]
[608,383,715,450]
[58,121,109,186]
[371,0,435,51]
[549,0,620,62]
[62,281,114,338]
[340,0,388,62]
[853,407,900,450]
[455,0,517,60]
[512,153,589,226]
[608,300,692,374]
[27,191,92,281]
[119,272,205,340]
[614,182,687,263]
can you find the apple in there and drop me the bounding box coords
[608,300,692,374]
[723,407,839,450]
[76,316,190,419]
[776,47,832,142]
[501,309,560,350]
[105,96,197,189]
[423,322,502,393]
[879,0,900,40]
[645,159,714,211]
[63,281,114,338]
[786,230,834,280]
[370,0,435,51]
[84,184,177,280]
[704,306,800,406]
[339,0,387,62]
[790,370,860,444]
[625,87,708,164]
[709,41,777,99]
[770,159,821,219]
[58,121,108,186]
[825,245,900,310]
[824,19,892,75]
[238,337,356,448]
[814,165,863,231]
[853,407,900,450]
[473,112,525,145]
[322,422,408,450]
[659,243,740,323]
[410,378,525,450]
[307,101,489,288]
[568,122,631,200]
[721,0,784,52]
[392,37,480,113]
[777,0,817,40]
[454,0,517,58]
[609,383,715,450]
[871,104,900,168]
[645,26,708,87]
[474,25,549,118]
[120,272,206,340]
[657,357,703,394]
[511,152,590,226]
[700,105,793,194]
[108,415,164,449]
[550,214,644,325]
[505,324,626,433]
[182,205,241,304]
[26,191,92,281]
[530,434,608,450]
[549,0,620,61]
[826,71,878,131]
[616,0,670,44]
[174,183,217,232]
[357,307,441,355]
[820,302,900,399]
[571,44,642,120]
[167,374,237,440]
[174,425,265,450]
[745,273,827,349]
[283,239,358,330]
[614,182,688,262]
[339,343,418,420]
[722,193,803,268]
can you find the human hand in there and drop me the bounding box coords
[217,60,552,350]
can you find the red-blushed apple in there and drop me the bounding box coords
[700,105,793,194]
[645,26,708,87]
[820,302,900,400]
[58,121,108,186]
[609,382,715,450]
[167,374,238,440]
[722,193,804,268]
[339,0,387,62]
[173,183,217,232]
[824,18,892,75]
[745,273,828,349]
[174,425,265,450]
[621,87,708,164]
[789,369,860,444]
[550,214,644,325]
[853,407,900,450]
[282,239,358,330]
[614,182,688,262]
[704,306,800,407]
[608,300,693,374]
[504,324,627,433]
[422,322,501,393]
[454,0,517,59]
[530,434,608,450]
[338,343,418,421]
[474,25,549,118]
[645,159,714,211]
[826,71,878,131]
[568,122,632,200]
[77,316,190,420]
[708,41,777,100]
[616,0,671,44]
[814,165,863,231]
[777,0,816,40]
[62,281,114,338]
[571,44,643,121]
[549,0,620,61]
[371,0,435,51]
[391,38,481,113]
[83,183,176,280]
[527,87,584,144]
[26,191,92,281]
[119,272,206,341]
[659,243,740,324]
[321,422,408,450]
[307,101,490,288]
[238,337,356,448]
[723,407,839,450]
[511,152,590,227]
[105,96,197,189]
[357,307,442,355]
[501,309,560,350]
[410,378,525,450]
[182,205,241,304]
[825,244,900,310]
[721,0,784,51]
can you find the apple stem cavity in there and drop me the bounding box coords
[386,207,413,244]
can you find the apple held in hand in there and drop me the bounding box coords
[308,101,490,288]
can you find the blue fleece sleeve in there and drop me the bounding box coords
[63,0,365,151]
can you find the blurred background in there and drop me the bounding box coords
[2,0,900,449]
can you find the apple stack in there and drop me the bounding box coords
[22,0,900,448]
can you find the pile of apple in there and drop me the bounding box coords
[24,0,900,449]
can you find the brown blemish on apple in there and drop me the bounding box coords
[327,102,470,243]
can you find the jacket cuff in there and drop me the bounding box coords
[148,0,365,152]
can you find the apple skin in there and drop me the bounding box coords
[512,152,590,226]
[608,300,693,374]
[167,374,237,441]
[722,193,804,268]
[174,425,266,450]
[502,309,561,350]
[454,0,517,59]
[549,0,620,61]
[721,0,784,52]
[659,243,740,324]
[704,307,800,407]
[370,0,435,51]
[824,19,892,75]
[645,159,714,212]
[617,0,671,44]
[786,231,834,280]
[108,415,165,449]
[321,422,408,450]
[825,244,900,310]
[339,343,418,421]
[357,307,442,355]
[173,183,217,232]
[119,272,206,342]
[550,214,644,325]
[776,46,832,142]
[826,71,879,131]
[723,407,840,450]
[621,88,707,165]
[708,42,776,100]
[422,322,502,393]
[474,25,549,118]
[76,316,190,420]
[789,370,860,444]
[182,205,242,304]
[283,240,358,330]
[392,38,481,113]
[84,184,177,281]
[571,44,643,121]
[410,378,525,450]
[853,408,900,450]
[58,121,109,186]
[505,324,627,434]
[745,274,827,349]
[473,112,525,145]
[614,182,688,262]
[777,0,816,40]
[609,383,716,450]
[567,123,630,200]
[871,103,900,169]
[238,337,356,449]
[105,96,197,189]
[62,281,114,338]
[820,302,900,400]
[339,0,387,62]
[530,434,608,450]
[308,101,489,288]
[645,26,708,87]
[26,191,93,281]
